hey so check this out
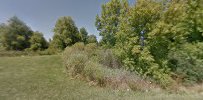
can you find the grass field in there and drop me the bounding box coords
[0,55,202,100]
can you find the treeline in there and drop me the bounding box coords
[95,0,203,86]
[0,16,97,53]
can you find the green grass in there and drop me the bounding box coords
[0,55,202,100]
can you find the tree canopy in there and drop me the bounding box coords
[97,0,203,86]
[49,16,80,51]
[95,0,129,47]
[79,27,88,44]
[29,31,48,51]
[0,16,33,50]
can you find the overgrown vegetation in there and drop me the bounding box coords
[1,55,202,100]
[96,0,203,87]
[168,42,203,85]
[0,0,203,93]
[63,43,159,91]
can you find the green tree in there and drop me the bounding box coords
[185,0,203,42]
[0,16,33,50]
[86,35,97,44]
[49,16,80,51]
[79,27,88,43]
[29,31,48,51]
[115,0,203,86]
[115,0,174,86]
[148,0,188,67]
[168,42,203,84]
[95,0,129,47]
[0,24,5,47]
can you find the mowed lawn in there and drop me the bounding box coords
[0,55,202,100]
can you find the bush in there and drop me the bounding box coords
[66,53,88,76]
[168,43,203,85]
[97,49,122,68]
[63,43,160,91]
[63,43,87,76]
[83,61,106,86]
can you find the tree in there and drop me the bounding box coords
[0,24,5,47]
[29,31,48,51]
[115,0,174,86]
[0,16,33,50]
[114,0,203,85]
[95,0,129,47]
[185,0,203,42]
[86,35,97,44]
[50,16,80,51]
[168,42,203,84]
[79,27,88,43]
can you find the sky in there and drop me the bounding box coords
[0,0,135,40]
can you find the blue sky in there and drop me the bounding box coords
[0,0,135,40]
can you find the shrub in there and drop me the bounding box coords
[168,43,203,85]
[97,49,122,69]
[63,43,85,59]
[85,43,98,56]
[63,43,88,76]
[83,61,106,86]
[63,43,160,91]
[65,53,88,76]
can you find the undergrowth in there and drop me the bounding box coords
[62,43,159,92]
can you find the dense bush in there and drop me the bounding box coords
[168,43,203,85]
[63,43,159,91]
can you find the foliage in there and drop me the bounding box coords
[103,0,203,86]
[29,31,48,51]
[0,24,4,47]
[168,43,203,85]
[97,49,121,69]
[49,16,80,51]
[79,27,88,43]
[95,0,129,47]
[148,0,203,85]
[0,16,33,50]
[63,43,158,90]
[185,0,203,42]
[114,0,173,87]
[86,34,98,44]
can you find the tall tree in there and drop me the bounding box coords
[115,0,174,85]
[0,16,33,50]
[79,27,88,44]
[50,16,80,51]
[95,0,129,47]
[29,31,48,51]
